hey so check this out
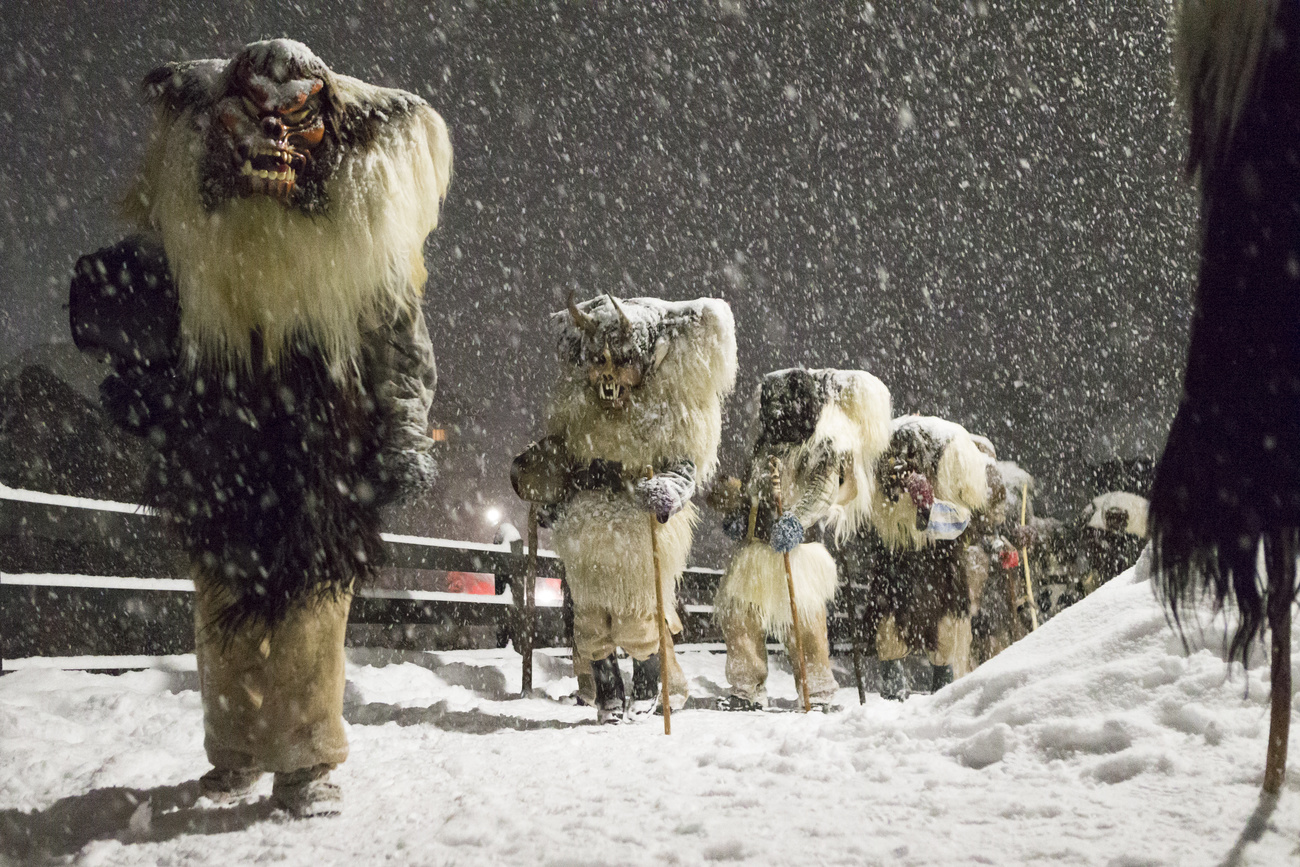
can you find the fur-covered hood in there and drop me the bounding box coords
[125,39,453,372]
[743,367,892,543]
[545,295,737,483]
[871,415,992,551]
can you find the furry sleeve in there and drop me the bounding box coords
[363,306,438,504]
[790,445,839,529]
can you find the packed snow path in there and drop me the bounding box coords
[1,559,1297,866]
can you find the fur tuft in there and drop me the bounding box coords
[714,540,838,640]
[1173,0,1278,181]
[822,370,892,542]
[1154,0,1300,667]
[553,493,695,623]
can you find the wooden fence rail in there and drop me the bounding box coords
[0,485,723,670]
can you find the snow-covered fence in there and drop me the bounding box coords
[0,485,723,670]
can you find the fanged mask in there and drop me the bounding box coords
[214,67,326,204]
[567,293,647,410]
[588,342,643,409]
[202,46,332,210]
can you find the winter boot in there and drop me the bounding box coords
[591,654,626,724]
[198,766,263,804]
[879,658,910,702]
[627,654,661,721]
[272,764,342,818]
[930,664,954,693]
[716,694,765,712]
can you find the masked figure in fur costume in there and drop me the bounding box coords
[512,294,736,723]
[838,416,991,700]
[709,368,890,710]
[964,446,1039,665]
[1150,0,1300,794]
[68,40,452,815]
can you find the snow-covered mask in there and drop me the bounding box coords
[755,368,831,448]
[555,293,694,411]
[146,39,358,214]
[204,41,337,210]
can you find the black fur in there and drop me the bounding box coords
[1150,1,1300,663]
[756,369,826,449]
[834,532,969,655]
[71,238,410,636]
[69,237,179,367]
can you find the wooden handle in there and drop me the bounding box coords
[646,466,672,735]
[521,503,538,695]
[1020,482,1039,632]
[770,456,811,713]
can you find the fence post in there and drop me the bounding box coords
[504,531,534,695]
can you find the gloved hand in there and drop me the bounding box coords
[770,512,805,553]
[721,507,750,541]
[1007,524,1037,549]
[636,474,689,523]
[904,472,934,510]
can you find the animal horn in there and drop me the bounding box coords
[607,293,633,334]
[567,291,599,335]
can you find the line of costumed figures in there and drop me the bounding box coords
[511,295,1067,723]
[64,0,1300,817]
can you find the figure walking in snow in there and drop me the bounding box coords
[839,416,991,701]
[68,39,452,816]
[512,294,736,723]
[710,368,890,711]
[1150,0,1300,794]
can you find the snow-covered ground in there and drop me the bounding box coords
[1,556,1297,866]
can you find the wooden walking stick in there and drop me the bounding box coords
[520,503,539,695]
[1020,482,1039,632]
[1263,537,1293,794]
[771,456,812,713]
[645,467,672,735]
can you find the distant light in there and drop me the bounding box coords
[485,507,501,524]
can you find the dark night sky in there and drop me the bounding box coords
[0,1,1197,555]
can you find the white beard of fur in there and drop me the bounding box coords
[713,541,837,640]
[870,418,991,551]
[553,493,695,623]
[1174,0,1278,177]
[547,300,736,483]
[139,102,451,373]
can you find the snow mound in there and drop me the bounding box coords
[0,557,1297,865]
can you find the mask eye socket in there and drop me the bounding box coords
[284,105,314,126]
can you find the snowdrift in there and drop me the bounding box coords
[0,555,1296,865]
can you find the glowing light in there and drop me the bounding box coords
[485,507,501,524]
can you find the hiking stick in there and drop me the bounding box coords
[1263,537,1293,794]
[645,467,672,735]
[1020,483,1039,632]
[771,456,812,713]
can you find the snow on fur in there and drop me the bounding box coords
[871,414,992,551]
